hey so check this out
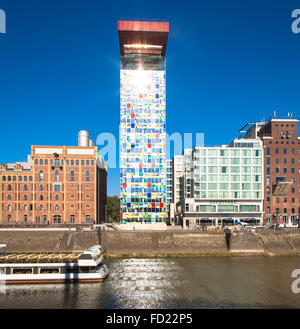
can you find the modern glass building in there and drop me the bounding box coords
[118,21,169,223]
[169,138,264,229]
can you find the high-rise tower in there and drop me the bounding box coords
[118,20,169,224]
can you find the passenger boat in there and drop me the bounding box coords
[0,245,109,284]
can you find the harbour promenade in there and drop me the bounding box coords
[1,228,300,257]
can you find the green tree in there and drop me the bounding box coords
[107,196,120,223]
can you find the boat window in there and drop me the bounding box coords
[12,268,33,274]
[40,268,60,274]
[79,267,90,273]
[66,267,79,274]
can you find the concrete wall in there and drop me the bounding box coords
[1,230,300,256]
[0,231,101,253]
[100,231,228,256]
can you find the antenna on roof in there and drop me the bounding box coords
[273,110,276,118]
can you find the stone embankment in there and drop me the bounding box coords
[1,229,300,256]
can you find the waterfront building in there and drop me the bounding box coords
[170,139,264,229]
[118,20,169,224]
[241,113,300,225]
[166,159,172,219]
[0,131,107,225]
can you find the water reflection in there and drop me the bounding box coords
[105,258,184,309]
[0,257,300,309]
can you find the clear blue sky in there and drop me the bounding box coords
[0,0,300,196]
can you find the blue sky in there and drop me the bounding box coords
[0,0,300,196]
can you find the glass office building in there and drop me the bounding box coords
[118,21,169,223]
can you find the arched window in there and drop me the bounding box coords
[7,194,11,201]
[7,184,11,191]
[55,205,59,211]
[55,195,59,201]
[40,170,44,181]
[55,170,59,182]
[24,184,28,191]
[40,205,43,211]
[86,171,90,182]
[40,195,43,201]
[40,185,43,191]
[70,171,75,182]
[2,176,6,181]
[35,159,38,165]
[19,176,22,182]
[24,195,27,201]
[8,204,12,211]
[13,176,16,181]
[71,160,74,166]
[24,205,28,211]
[8,176,11,181]
[40,159,43,165]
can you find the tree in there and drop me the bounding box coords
[107,196,120,223]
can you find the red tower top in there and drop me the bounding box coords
[118,20,169,56]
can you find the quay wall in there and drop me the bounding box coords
[1,230,300,256]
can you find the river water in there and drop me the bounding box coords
[0,257,300,309]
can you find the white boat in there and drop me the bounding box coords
[0,245,109,284]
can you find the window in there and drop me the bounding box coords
[24,195,27,201]
[8,194,11,201]
[40,159,43,165]
[24,205,27,211]
[70,215,75,223]
[54,170,59,182]
[40,195,43,201]
[266,158,270,165]
[86,171,90,182]
[86,160,89,166]
[266,148,270,155]
[40,185,43,191]
[54,185,61,192]
[7,184,11,191]
[8,204,12,211]
[40,205,43,211]
[55,205,59,211]
[76,160,79,166]
[55,195,59,201]
[81,160,84,166]
[36,216,40,223]
[43,215,47,223]
[86,215,90,223]
[8,215,11,223]
[24,215,27,223]
[91,160,94,166]
[71,160,74,166]
[40,170,44,181]
[275,149,279,154]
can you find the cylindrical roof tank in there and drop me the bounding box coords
[78,130,90,147]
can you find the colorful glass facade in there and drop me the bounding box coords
[120,67,167,223]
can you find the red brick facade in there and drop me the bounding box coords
[260,119,300,224]
[0,145,107,225]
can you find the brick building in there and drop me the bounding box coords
[0,132,107,225]
[242,114,300,225]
